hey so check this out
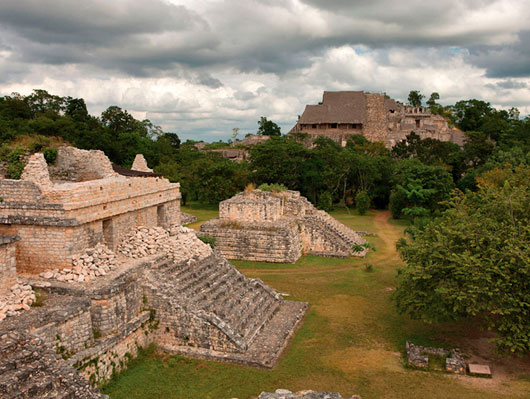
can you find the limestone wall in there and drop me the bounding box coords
[0,236,18,295]
[200,219,302,263]
[219,195,281,222]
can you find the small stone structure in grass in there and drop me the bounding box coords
[258,389,362,399]
[200,189,368,263]
[406,341,466,374]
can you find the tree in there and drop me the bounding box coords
[393,158,454,216]
[355,190,370,215]
[426,92,440,108]
[394,165,530,355]
[407,90,425,107]
[249,136,308,189]
[257,117,281,136]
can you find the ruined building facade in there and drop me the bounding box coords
[200,189,368,263]
[0,147,307,398]
[289,91,463,148]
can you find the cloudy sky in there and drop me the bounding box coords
[1,0,529,142]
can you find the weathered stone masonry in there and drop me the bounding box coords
[0,147,180,273]
[201,189,368,263]
[0,147,308,398]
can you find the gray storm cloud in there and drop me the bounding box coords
[0,0,529,141]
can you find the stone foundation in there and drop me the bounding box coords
[200,219,302,263]
[406,341,466,374]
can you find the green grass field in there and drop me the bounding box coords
[103,206,530,399]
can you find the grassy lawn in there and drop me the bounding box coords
[103,207,530,399]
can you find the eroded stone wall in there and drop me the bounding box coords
[48,146,117,182]
[0,237,18,295]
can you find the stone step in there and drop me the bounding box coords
[187,271,235,303]
[236,293,276,335]
[182,267,229,298]
[241,297,278,339]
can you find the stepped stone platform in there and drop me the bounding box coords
[0,147,308,397]
[201,190,368,263]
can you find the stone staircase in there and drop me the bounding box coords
[283,192,367,257]
[313,211,366,248]
[146,253,283,351]
[0,331,104,399]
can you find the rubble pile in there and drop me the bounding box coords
[258,389,362,399]
[0,282,35,321]
[40,243,119,283]
[118,225,212,263]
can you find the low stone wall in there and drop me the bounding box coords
[200,219,302,263]
[406,341,465,374]
[219,194,281,222]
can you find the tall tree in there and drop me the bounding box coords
[407,90,425,107]
[395,165,530,355]
[257,116,281,136]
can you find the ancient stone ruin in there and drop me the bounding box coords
[406,341,466,374]
[200,189,368,263]
[289,91,463,148]
[0,146,307,398]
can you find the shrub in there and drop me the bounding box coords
[389,190,407,219]
[31,288,47,307]
[257,183,288,192]
[317,191,333,211]
[355,190,370,215]
[244,183,256,193]
[6,147,26,179]
[43,147,58,164]
[197,234,216,248]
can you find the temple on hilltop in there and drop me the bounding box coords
[289,91,463,148]
[0,147,307,398]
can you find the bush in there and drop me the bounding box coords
[389,190,407,219]
[317,191,333,211]
[43,147,58,164]
[355,190,370,215]
[197,235,216,248]
[257,183,288,192]
[6,147,26,179]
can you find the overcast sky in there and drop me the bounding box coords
[1,0,529,142]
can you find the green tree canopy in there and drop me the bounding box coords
[257,116,281,136]
[395,165,530,355]
[407,90,425,107]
